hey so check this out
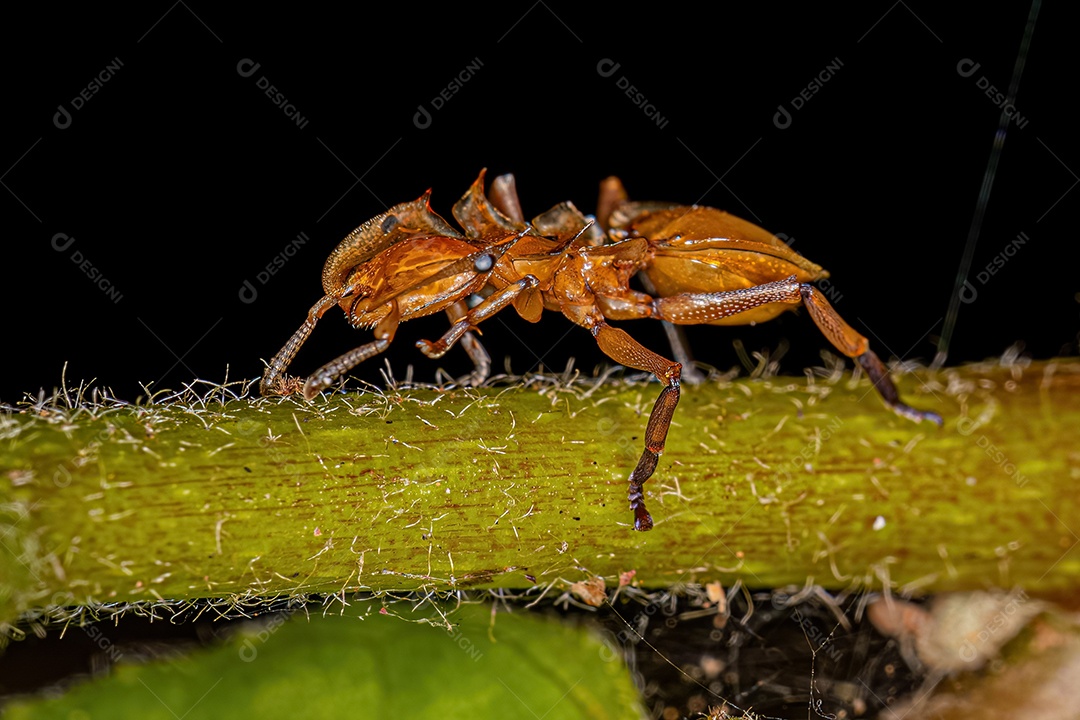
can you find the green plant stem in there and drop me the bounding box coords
[2,359,1077,626]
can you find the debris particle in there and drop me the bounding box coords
[705,581,725,606]
[872,515,886,531]
[867,589,1044,674]
[570,576,607,607]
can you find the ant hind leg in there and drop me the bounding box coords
[588,316,682,531]
[799,285,942,425]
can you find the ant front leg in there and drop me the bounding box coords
[302,302,400,400]
[261,294,342,396]
[799,286,943,425]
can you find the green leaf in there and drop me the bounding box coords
[3,601,642,719]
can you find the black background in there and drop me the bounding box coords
[4,3,1075,403]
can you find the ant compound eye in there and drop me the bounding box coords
[473,253,494,272]
[380,214,399,234]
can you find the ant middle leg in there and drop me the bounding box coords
[446,300,491,386]
[416,276,540,360]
